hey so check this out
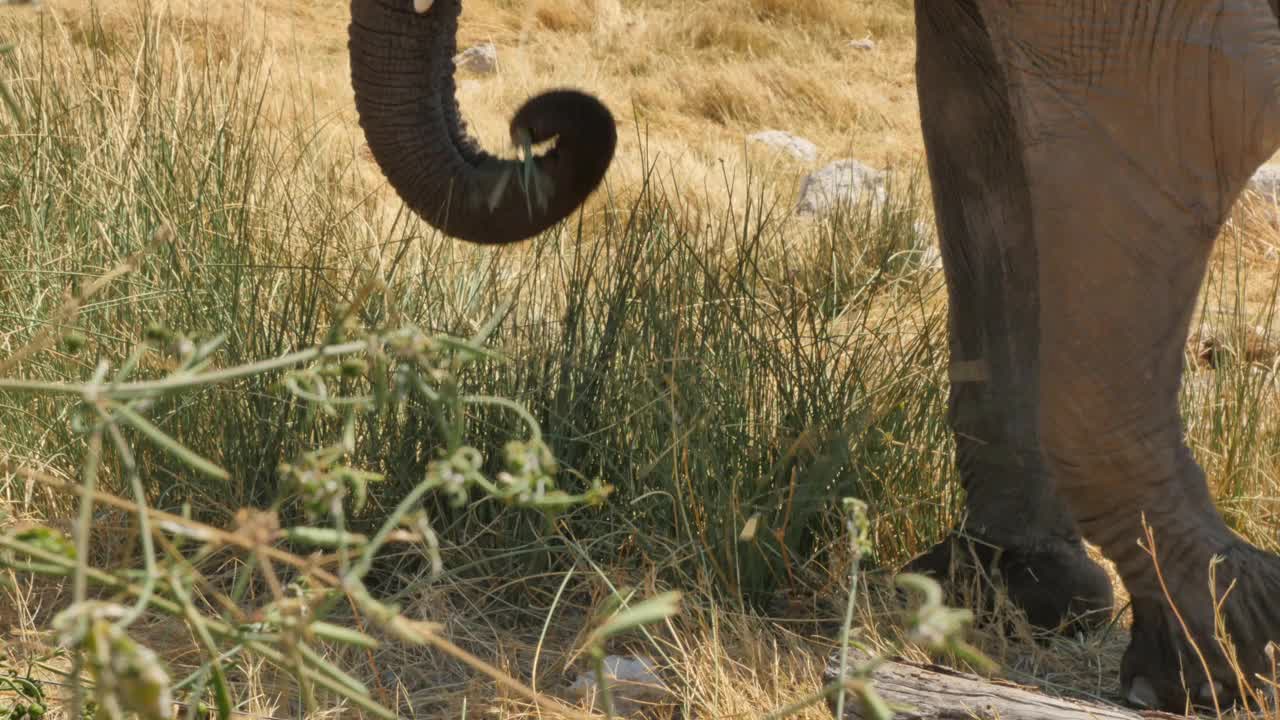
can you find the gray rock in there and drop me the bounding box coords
[566,655,670,716]
[920,245,942,268]
[796,159,887,216]
[1247,163,1280,200]
[914,220,943,268]
[455,42,498,75]
[747,129,818,163]
[848,38,876,51]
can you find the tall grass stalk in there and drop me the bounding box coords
[0,7,958,717]
[0,5,958,598]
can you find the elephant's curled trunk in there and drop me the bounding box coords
[348,0,617,245]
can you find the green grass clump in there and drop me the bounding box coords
[0,16,968,717]
[0,10,959,604]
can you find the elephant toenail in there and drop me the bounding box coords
[1126,677,1158,708]
[1198,681,1224,705]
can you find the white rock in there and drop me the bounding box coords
[848,38,876,51]
[455,42,498,75]
[747,129,818,163]
[914,220,943,268]
[796,159,886,216]
[916,244,943,269]
[1248,163,1280,200]
[566,655,670,716]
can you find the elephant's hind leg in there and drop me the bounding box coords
[905,0,1114,635]
[976,0,1280,710]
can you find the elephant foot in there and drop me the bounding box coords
[1121,541,1280,713]
[904,531,1114,635]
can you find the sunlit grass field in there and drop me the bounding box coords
[3,1,1280,718]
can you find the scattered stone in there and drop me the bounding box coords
[796,159,887,216]
[1247,163,1280,201]
[848,38,876,51]
[919,245,942,268]
[1245,166,1280,226]
[455,42,498,75]
[747,129,818,163]
[914,220,942,268]
[566,655,670,716]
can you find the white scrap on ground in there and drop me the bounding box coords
[566,655,671,716]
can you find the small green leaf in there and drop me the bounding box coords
[853,683,895,720]
[114,405,229,481]
[283,527,368,549]
[208,659,233,720]
[592,591,682,642]
[308,621,380,650]
[894,572,943,608]
[60,330,87,354]
[14,526,76,560]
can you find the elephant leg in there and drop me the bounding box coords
[975,0,1280,710]
[905,0,1114,634]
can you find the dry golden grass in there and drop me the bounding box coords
[3,0,922,224]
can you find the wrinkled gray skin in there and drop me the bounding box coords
[348,0,1280,711]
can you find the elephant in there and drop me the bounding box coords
[347,0,1280,711]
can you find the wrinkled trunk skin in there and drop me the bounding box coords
[906,0,1114,635]
[970,0,1280,711]
[348,0,617,245]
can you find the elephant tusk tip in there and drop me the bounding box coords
[413,0,432,14]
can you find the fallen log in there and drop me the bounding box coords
[823,651,1182,720]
